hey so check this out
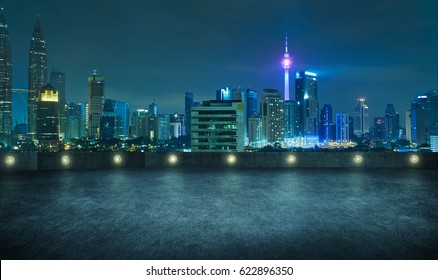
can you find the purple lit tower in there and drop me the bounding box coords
[281,34,292,101]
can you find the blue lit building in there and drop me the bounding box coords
[295,71,318,137]
[319,104,333,142]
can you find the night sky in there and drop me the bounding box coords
[3,0,438,126]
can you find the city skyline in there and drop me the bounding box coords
[2,0,438,126]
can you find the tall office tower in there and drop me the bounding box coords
[373,117,385,141]
[169,113,184,138]
[284,100,299,138]
[246,89,258,140]
[28,17,48,137]
[410,95,430,145]
[103,99,130,137]
[281,34,292,101]
[78,102,87,138]
[216,87,231,101]
[405,110,412,142]
[319,104,333,142]
[335,113,349,143]
[65,102,80,140]
[158,114,170,141]
[295,71,318,136]
[148,100,157,115]
[88,68,104,138]
[37,84,59,151]
[260,89,284,143]
[232,88,248,143]
[248,117,262,146]
[384,104,399,141]
[184,91,193,135]
[140,114,159,141]
[353,98,369,137]
[131,109,148,138]
[0,9,12,146]
[191,100,244,152]
[50,71,66,140]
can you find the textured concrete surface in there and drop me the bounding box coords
[1,168,437,259]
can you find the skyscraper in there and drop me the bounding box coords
[295,71,318,136]
[37,84,59,151]
[281,34,292,101]
[284,100,299,138]
[353,98,369,137]
[184,91,193,135]
[28,17,47,137]
[374,117,385,141]
[88,68,104,138]
[410,95,430,145]
[260,89,284,143]
[384,104,399,141]
[319,104,333,142]
[336,113,349,143]
[50,71,66,139]
[0,9,12,146]
[148,100,157,115]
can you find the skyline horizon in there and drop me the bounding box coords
[2,0,438,127]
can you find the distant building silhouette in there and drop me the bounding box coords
[0,9,12,146]
[260,89,284,143]
[88,68,104,138]
[353,98,369,137]
[37,84,59,151]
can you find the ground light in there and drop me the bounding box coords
[227,154,236,165]
[61,155,70,166]
[113,154,122,165]
[353,154,363,165]
[5,155,15,166]
[168,154,178,165]
[409,154,419,165]
[286,154,296,165]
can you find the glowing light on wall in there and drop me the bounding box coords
[286,155,296,165]
[227,154,237,165]
[168,154,178,165]
[61,155,70,166]
[409,155,419,165]
[113,154,122,165]
[353,155,363,165]
[5,155,15,166]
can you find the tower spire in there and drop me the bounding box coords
[285,33,288,54]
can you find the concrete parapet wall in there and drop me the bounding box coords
[1,151,438,171]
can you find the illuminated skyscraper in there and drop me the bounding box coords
[281,34,292,101]
[319,104,333,142]
[336,113,349,143]
[410,95,429,145]
[295,71,318,136]
[28,17,47,137]
[260,89,284,143]
[37,84,59,151]
[384,104,399,141]
[88,68,104,138]
[353,98,369,137]
[50,71,66,139]
[0,9,12,146]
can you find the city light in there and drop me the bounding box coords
[168,154,178,165]
[61,155,70,166]
[409,154,419,165]
[227,154,237,165]
[281,57,292,69]
[304,71,317,77]
[113,154,122,165]
[5,155,15,166]
[286,154,296,165]
[353,154,363,165]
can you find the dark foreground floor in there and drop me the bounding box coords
[1,168,437,259]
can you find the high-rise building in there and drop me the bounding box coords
[405,110,412,142]
[429,91,438,151]
[184,91,193,135]
[131,109,148,138]
[140,114,159,141]
[248,117,262,146]
[158,114,170,141]
[384,104,399,141]
[169,113,183,139]
[295,71,318,136]
[373,117,385,141]
[148,100,157,115]
[88,68,104,138]
[336,113,349,143]
[36,84,59,151]
[28,17,48,137]
[281,34,292,101]
[191,100,245,152]
[353,98,369,137]
[65,102,81,140]
[0,9,12,146]
[319,104,333,142]
[284,100,299,138]
[411,95,430,145]
[103,99,130,137]
[50,71,67,140]
[216,87,231,101]
[260,89,284,143]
